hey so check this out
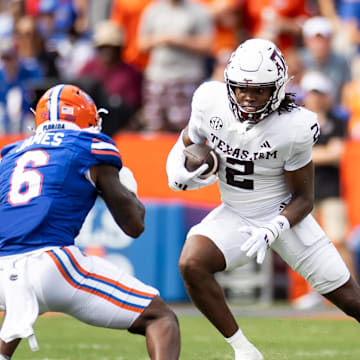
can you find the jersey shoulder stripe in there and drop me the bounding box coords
[91,138,121,158]
[76,131,122,168]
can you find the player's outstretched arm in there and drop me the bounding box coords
[90,164,145,238]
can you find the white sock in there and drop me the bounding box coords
[225,328,247,350]
[0,354,11,360]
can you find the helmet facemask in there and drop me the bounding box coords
[226,82,277,123]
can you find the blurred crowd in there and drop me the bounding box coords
[2,0,360,138]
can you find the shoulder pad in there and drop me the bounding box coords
[1,141,22,158]
[78,131,122,169]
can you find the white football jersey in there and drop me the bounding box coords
[188,81,320,219]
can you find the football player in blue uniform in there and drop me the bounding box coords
[0,84,180,360]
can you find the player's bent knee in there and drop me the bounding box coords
[178,256,204,283]
[128,296,178,335]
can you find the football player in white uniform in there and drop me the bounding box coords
[167,39,360,360]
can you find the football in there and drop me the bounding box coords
[183,143,219,179]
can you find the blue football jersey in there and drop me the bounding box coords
[0,130,122,255]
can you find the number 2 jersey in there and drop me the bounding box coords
[187,81,319,220]
[0,129,122,256]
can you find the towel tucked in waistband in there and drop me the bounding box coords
[0,255,39,351]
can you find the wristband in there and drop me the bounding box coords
[262,215,290,246]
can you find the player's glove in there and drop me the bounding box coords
[166,132,217,191]
[169,163,217,191]
[239,215,290,264]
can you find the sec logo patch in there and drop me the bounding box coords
[209,117,223,130]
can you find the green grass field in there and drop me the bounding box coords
[9,311,359,360]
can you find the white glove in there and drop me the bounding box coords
[166,132,217,191]
[239,215,290,264]
[119,166,138,195]
[169,163,217,191]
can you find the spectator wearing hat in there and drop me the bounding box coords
[301,71,347,240]
[77,20,142,135]
[303,70,355,283]
[290,70,355,309]
[300,16,351,105]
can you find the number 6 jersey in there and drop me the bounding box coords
[187,81,319,220]
[0,129,122,256]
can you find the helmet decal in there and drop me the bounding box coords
[270,48,287,77]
